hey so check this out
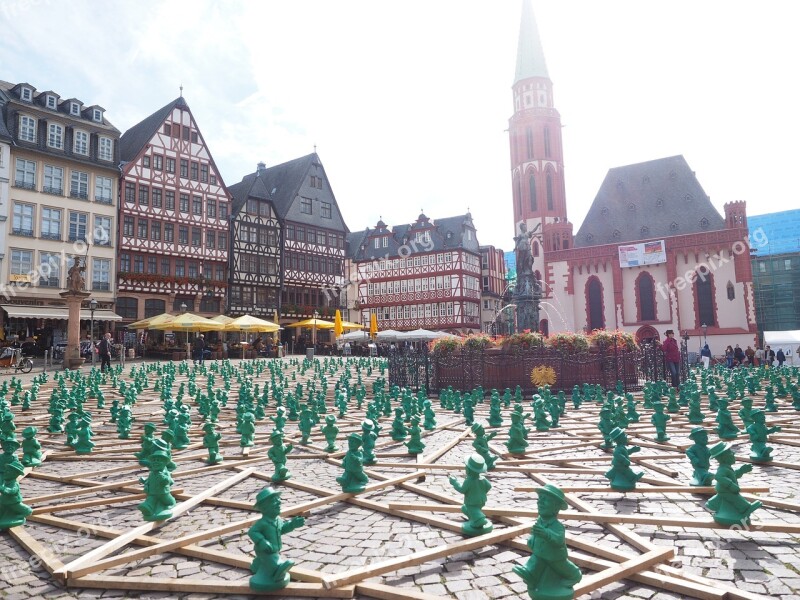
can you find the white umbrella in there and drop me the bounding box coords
[337,330,371,342]
[375,329,402,342]
[396,328,451,341]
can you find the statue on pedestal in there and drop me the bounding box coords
[67,256,86,293]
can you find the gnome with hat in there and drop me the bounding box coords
[268,429,293,482]
[138,450,177,521]
[685,427,713,486]
[705,442,762,526]
[514,484,582,600]
[449,453,493,536]
[0,460,32,530]
[248,487,305,591]
[605,427,643,491]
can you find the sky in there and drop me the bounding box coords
[2,0,799,252]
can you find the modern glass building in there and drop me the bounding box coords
[749,209,800,334]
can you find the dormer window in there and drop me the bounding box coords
[20,87,32,102]
[46,95,57,110]
[73,130,89,155]
[92,109,102,123]
[70,102,81,116]
[382,236,388,248]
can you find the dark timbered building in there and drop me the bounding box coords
[117,97,230,324]
[227,154,349,333]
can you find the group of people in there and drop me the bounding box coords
[700,342,790,369]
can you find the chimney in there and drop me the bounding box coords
[256,161,266,176]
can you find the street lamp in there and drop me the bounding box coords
[89,298,97,366]
[180,302,188,358]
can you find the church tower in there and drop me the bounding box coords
[509,0,572,270]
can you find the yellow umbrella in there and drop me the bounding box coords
[370,313,378,339]
[286,317,335,347]
[334,310,343,338]
[224,315,281,332]
[340,321,365,330]
[151,312,225,332]
[210,315,235,325]
[128,312,176,330]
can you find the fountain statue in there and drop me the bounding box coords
[513,222,541,333]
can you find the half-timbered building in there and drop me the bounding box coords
[348,213,482,333]
[227,154,349,340]
[479,245,508,334]
[118,96,230,325]
[226,162,281,318]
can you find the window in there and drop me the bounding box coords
[94,215,111,246]
[15,158,36,189]
[119,253,131,272]
[727,281,735,300]
[216,266,224,281]
[544,126,551,157]
[374,237,380,249]
[123,215,134,237]
[12,203,34,236]
[192,196,202,215]
[20,88,32,102]
[164,223,174,242]
[192,228,201,247]
[526,127,533,159]
[92,258,111,291]
[175,261,185,277]
[206,230,216,248]
[206,200,216,218]
[161,259,170,276]
[188,262,198,278]
[546,172,553,210]
[151,187,162,208]
[70,170,89,199]
[138,184,149,206]
[180,159,189,178]
[179,226,188,245]
[95,176,113,204]
[125,182,135,204]
[166,157,175,174]
[300,197,312,214]
[163,124,171,136]
[695,268,716,326]
[97,136,113,161]
[179,194,189,213]
[68,211,88,242]
[218,232,227,249]
[145,299,165,318]
[172,125,180,139]
[73,130,89,155]
[18,115,36,142]
[41,208,62,240]
[147,257,157,274]
[46,95,57,109]
[321,202,332,219]
[529,175,537,211]
[153,154,163,170]
[144,155,152,168]
[785,259,792,271]
[70,102,80,116]
[165,190,175,210]
[11,250,33,279]
[219,203,227,220]
[93,109,102,123]
[211,174,217,185]
[133,255,144,273]
[48,124,63,149]
[190,161,198,181]
[183,127,190,141]
[286,224,294,241]
[116,297,138,320]
[586,277,605,330]
[200,164,208,183]
[151,221,161,241]
[39,252,60,287]
[43,165,64,195]
[637,272,656,321]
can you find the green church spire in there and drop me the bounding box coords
[514,0,550,84]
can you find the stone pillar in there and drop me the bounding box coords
[60,290,90,370]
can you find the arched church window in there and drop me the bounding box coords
[586,277,605,331]
[529,175,537,211]
[544,127,551,157]
[546,172,554,210]
[695,267,716,326]
[727,281,735,300]
[637,272,656,321]
[532,240,539,257]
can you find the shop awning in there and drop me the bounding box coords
[1,305,122,321]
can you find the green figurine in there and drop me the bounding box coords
[268,430,293,482]
[337,433,368,493]
[746,409,781,462]
[715,398,739,440]
[361,420,377,465]
[135,423,158,466]
[488,394,503,428]
[240,412,256,447]
[422,399,437,430]
[390,408,408,442]
[298,404,315,445]
[685,427,713,486]
[651,402,670,443]
[74,417,95,455]
[513,484,582,600]
[0,461,32,530]
[203,422,223,465]
[248,487,305,591]
[605,427,644,491]
[405,416,425,455]
[20,427,42,468]
[471,422,498,470]
[320,415,339,453]
[448,454,492,536]
[597,407,615,450]
[138,450,177,521]
[705,443,762,526]
[505,410,529,455]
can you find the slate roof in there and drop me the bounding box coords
[119,97,187,163]
[574,155,726,248]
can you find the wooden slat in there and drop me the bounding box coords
[574,547,674,596]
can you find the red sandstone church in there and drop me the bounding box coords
[513,0,757,349]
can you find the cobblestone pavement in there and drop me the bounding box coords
[0,358,798,599]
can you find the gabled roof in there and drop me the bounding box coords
[119,97,187,163]
[574,155,726,248]
[228,166,274,216]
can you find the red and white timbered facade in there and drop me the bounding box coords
[117,97,230,323]
[350,213,481,332]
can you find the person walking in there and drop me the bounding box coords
[766,345,775,366]
[98,332,112,372]
[754,346,764,367]
[662,330,681,389]
[745,345,755,367]
[700,343,711,369]
[777,348,786,367]
[725,345,734,369]
[192,334,206,365]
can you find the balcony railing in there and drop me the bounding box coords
[12,228,34,237]
[68,234,87,243]
[14,180,35,190]
[95,194,113,205]
[39,278,60,288]
[41,232,61,241]
[42,186,63,196]
[69,190,89,200]
[93,282,110,292]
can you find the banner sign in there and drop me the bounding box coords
[618,240,666,268]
